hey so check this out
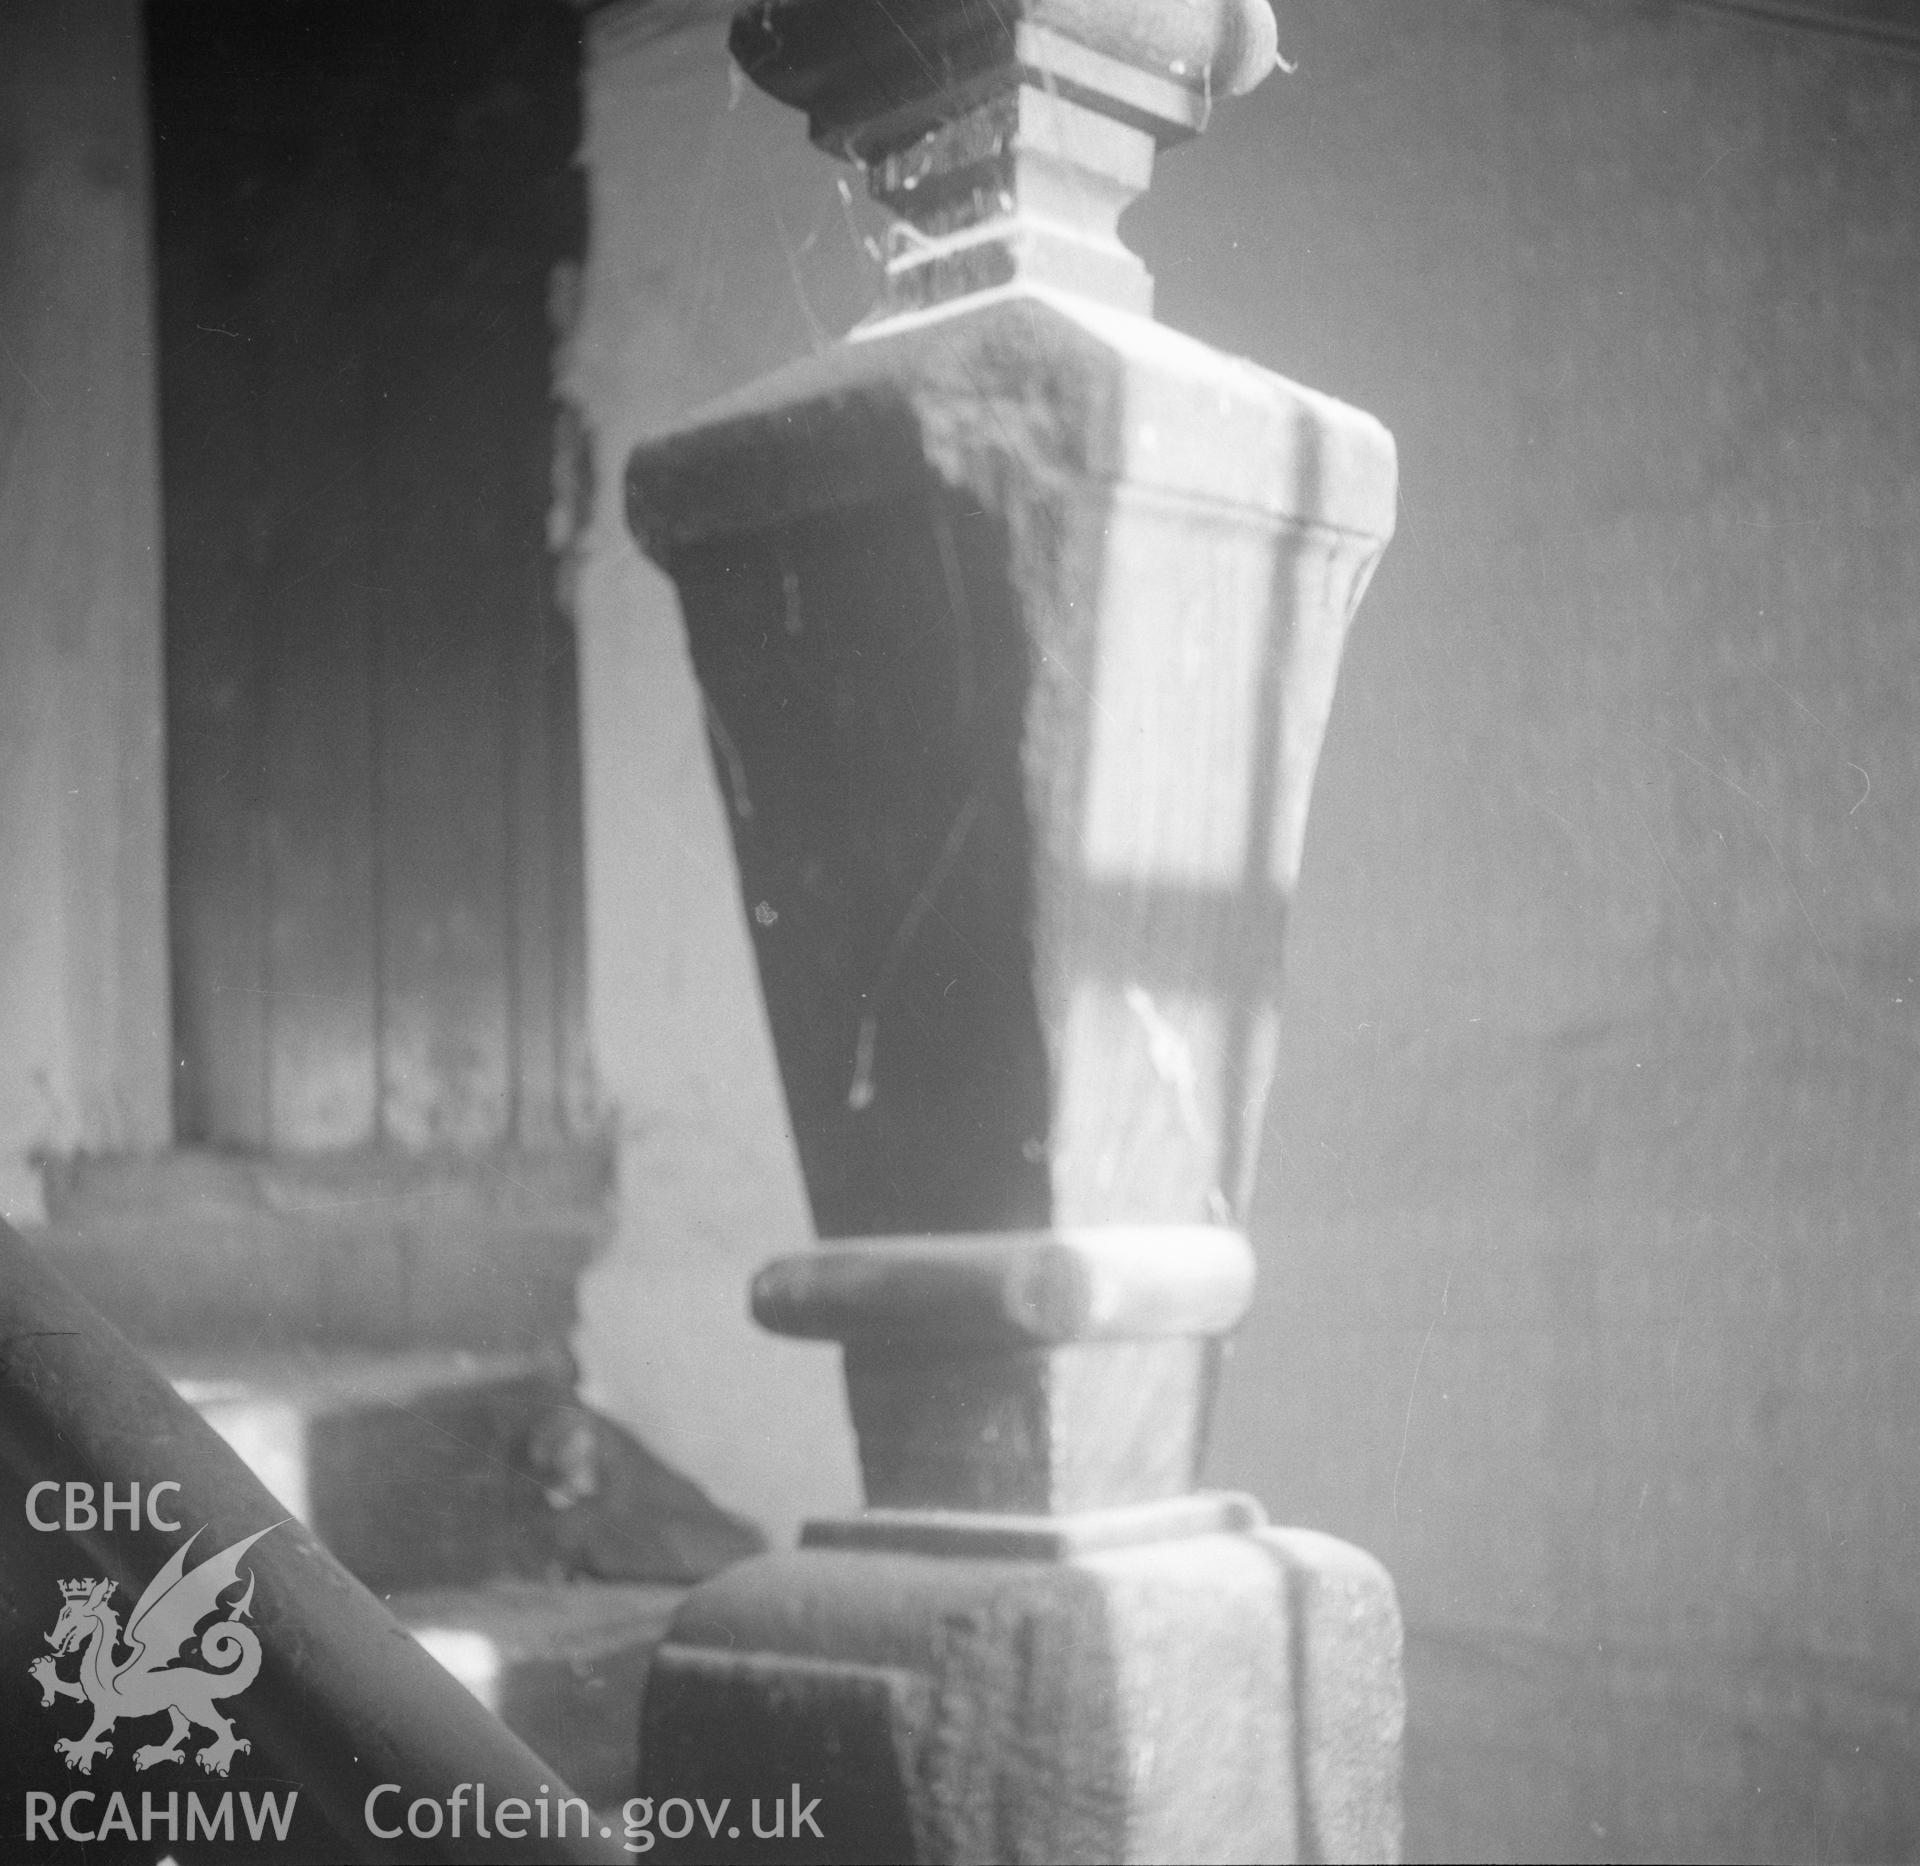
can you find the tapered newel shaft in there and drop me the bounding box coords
[623,4,1404,1859]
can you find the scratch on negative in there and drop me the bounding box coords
[1392,1313,1439,1526]
[870,0,939,82]
[1392,1263,1453,1523]
[1673,745,1757,804]
[1626,795,1719,969]
[378,1398,545,1495]
[1758,825,1836,974]
[1757,670,1872,815]
[0,331,55,415]
[848,793,984,1109]
[703,696,754,820]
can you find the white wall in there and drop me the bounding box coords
[0,0,170,1225]
[565,2,890,1542]
[1137,8,1920,1857]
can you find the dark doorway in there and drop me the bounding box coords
[149,0,589,1153]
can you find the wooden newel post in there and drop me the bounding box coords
[625,3,1403,1858]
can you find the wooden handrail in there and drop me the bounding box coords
[0,1218,626,1864]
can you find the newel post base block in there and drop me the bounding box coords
[638,1508,1403,1865]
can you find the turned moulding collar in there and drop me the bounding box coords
[729,0,1282,313]
[730,0,1279,158]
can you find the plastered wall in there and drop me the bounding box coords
[1143,8,1920,1860]
[566,3,877,1544]
[0,0,170,1224]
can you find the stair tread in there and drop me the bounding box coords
[391,1579,681,1808]
[393,1578,683,1655]
[159,1346,723,1807]
[167,1348,762,1597]
[165,1346,556,1413]
[40,1146,611,1355]
[165,1346,566,1592]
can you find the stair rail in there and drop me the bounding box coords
[0,1217,627,1864]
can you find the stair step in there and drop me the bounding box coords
[396,1579,682,1809]
[41,1145,611,1354]
[166,1348,567,1593]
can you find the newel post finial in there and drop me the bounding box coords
[730,0,1278,312]
[625,2,1405,1857]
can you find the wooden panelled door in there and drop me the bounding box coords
[151,0,591,1153]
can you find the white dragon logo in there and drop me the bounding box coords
[29,1524,278,1777]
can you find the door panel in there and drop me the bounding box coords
[151,0,589,1152]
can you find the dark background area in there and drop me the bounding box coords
[151,0,591,1156]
